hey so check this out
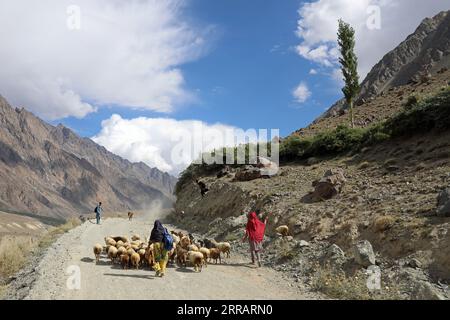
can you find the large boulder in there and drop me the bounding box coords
[353,240,376,267]
[322,244,347,268]
[234,166,261,181]
[305,168,346,202]
[256,156,279,177]
[437,187,450,217]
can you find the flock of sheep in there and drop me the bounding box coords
[93,231,232,273]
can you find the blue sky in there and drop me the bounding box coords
[1,0,448,174]
[54,0,341,138]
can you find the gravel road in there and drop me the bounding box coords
[25,217,313,300]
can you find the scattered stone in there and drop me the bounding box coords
[298,240,310,248]
[436,187,450,217]
[353,240,376,267]
[304,168,346,203]
[408,258,422,269]
[324,244,346,266]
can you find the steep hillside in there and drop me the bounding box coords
[0,96,176,220]
[172,83,450,299]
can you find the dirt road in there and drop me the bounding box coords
[26,216,313,300]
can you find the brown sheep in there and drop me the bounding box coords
[176,246,188,267]
[120,253,130,269]
[130,252,140,269]
[105,237,116,247]
[187,244,199,252]
[117,246,127,257]
[108,246,119,264]
[93,244,103,263]
[199,247,210,267]
[180,236,191,249]
[209,248,221,264]
[116,240,125,248]
[145,244,155,266]
[187,251,204,272]
[138,249,146,267]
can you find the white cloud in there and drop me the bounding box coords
[0,0,209,120]
[295,0,450,79]
[309,69,318,75]
[292,82,312,103]
[92,115,269,175]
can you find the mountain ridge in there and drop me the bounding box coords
[0,95,176,219]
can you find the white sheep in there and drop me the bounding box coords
[211,240,231,258]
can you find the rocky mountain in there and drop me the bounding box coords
[321,10,450,119]
[0,95,176,220]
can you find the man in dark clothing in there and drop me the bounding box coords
[94,202,103,225]
[196,179,209,198]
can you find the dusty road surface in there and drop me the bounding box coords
[26,216,314,300]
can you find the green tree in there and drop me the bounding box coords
[337,19,360,128]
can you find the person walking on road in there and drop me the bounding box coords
[94,202,103,225]
[242,210,269,268]
[149,220,171,277]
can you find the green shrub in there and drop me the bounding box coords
[403,95,420,110]
[177,89,450,185]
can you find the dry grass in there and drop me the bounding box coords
[0,217,81,291]
[372,215,396,233]
[0,284,7,299]
[38,218,81,249]
[0,236,35,278]
[310,264,404,300]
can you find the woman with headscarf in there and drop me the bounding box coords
[149,220,169,277]
[242,210,269,268]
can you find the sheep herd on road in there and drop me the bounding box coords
[93,231,232,273]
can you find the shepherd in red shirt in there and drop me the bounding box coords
[242,209,269,268]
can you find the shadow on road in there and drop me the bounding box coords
[103,273,155,280]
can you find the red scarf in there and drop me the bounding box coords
[246,212,266,242]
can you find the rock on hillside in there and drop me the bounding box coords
[0,95,176,219]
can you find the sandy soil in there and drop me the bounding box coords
[26,216,314,300]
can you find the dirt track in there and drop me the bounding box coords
[26,216,313,300]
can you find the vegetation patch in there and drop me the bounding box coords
[0,237,33,279]
[310,264,404,300]
[39,218,81,249]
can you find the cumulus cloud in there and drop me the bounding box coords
[295,0,450,79]
[92,115,271,175]
[292,82,312,103]
[0,0,208,120]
